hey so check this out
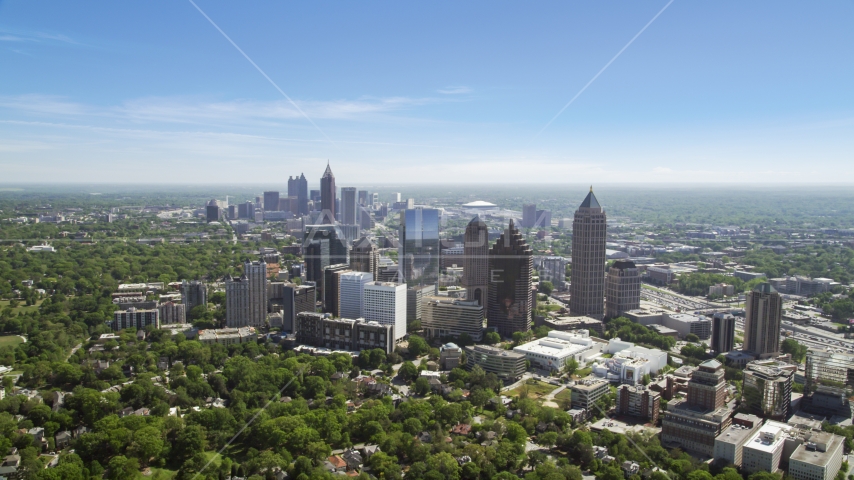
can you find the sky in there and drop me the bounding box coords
[1,1,853,185]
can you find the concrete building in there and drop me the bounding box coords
[205,199,221,222]
[263,191,280,212]
[225,260,268,328]
[158,302,186,324]
[742,421,789,474]
[802,349,854,417]
[788,431,845,480]
[421,296,484,342]
[712,313,735,354]
[513,330,602,373]
[744,283,783,359]
[320,162,336,224]
[440,343,463,370]
[350,236,380,280]
[522,203,537,228]
[462,216,489,306]
[406,284,434,323]
[709,283,735,297]
[363,281,407,341]
[340,187,358,226]
[742,360,795,420]
[616,384,660,424]
[281,283,316,332]
[714,414,763,467]
[571,377,610,418]
[605,260,641,319]
[662,313,712,340]
[539,256,568,290]
[295,312,395,354]
[487,220,533,337]
[181,280,207,315]
[536,316,605,336]
[322,264,351,315]
[339,271,373,320]
[287,173,308,215]
[198,327,257,346]
[112,307,159,331]
[646,266,674,286]
[464,345,526,381]
[570,188,607,319]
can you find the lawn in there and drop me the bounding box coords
[0,299,43,315]
[554,389,573,402]
[0,336,24,348]
[507,380,557,400]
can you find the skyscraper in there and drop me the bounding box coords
[399,207,440,290]
[462,215,489,306]
[570,187,606,319]
[288,173,309,215]
[263,191,280,212]
[364,281,407,341]
[340,187,358,225]
[358,190,369,206]
[743,283,782,359]
[304,225,349,266]
[320,162,336,224]
[205,199,221,222]
[322,264,351,315]
[487,220,532,338]
[181,280,207,316]
[350,236,379,280]
[225,260,268,327]
[522,203,536,228]
[339,271,373,319]
[712,313,735,354]
[605,260,640,318]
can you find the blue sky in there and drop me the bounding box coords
[1,1,853,184]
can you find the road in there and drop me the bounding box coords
[66,343,82,361]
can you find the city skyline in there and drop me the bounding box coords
[1,1,853,184]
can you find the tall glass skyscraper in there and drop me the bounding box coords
[486,219,532,338]
[399,207,440,290]
[320,162,336,224]
[340,187,358,225]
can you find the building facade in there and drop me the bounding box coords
[263,191,280,212]
[616,384,661,424]
[281,283,316,332]
[605,260,641,319]
[295,312,394,354]
[742,360,794,420]
[350,236,379,280]
[421,297,484,342]
[320,163,336,224]
[462,216,489,306]
[158,302,186,324]
[339,271,373,320]
[570,188,607,318]
[363,281,407,341]
[322,264,351,315]
[487,219,533,338]
[113,308,159,331]
[340,187,358,226]
[181,280,207,315]
[288,173,309,215]
[744,283,783,359]
[464,345,526,380]
[399,207,441,289]
[225,261,268,328]
[712,313,735,354]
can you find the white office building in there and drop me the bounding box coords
[592,338,668,384]
[364,281,407,341]
[788,431,844,480]
[742,421,788,474]
[513,330,603,372]
[338,271,373,320]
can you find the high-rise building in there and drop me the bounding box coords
[399,207,440,289]
[743,283,782,359]
[364,281,407,341]
[263,191,280,211]
[712,313,736,354]
[288,173,309,215]
[322,264,350,315]
[371,192,378,206]
[406,285,433,323]
[281,283,315,332]
[421,296,484,342]
[534,209,552,229]
[225,261,268,328]
[181,280,207,316]
[237,201,254,219]
[605,260,640,318]
[305,240,330,286]
[320,162,336,224]
[340,187,358,226]
[462,216,489,306]
[113,307,159,331]
[742,360,794,420]
[522,203,536,228]
[304,225,349,266]
[570,187,606,319]
[487,220,532,338]
[206,199,221,222]
[358,190,369,206]
[661,359,733,456]
[339,271,373,319]
[158,301,186,324]
[350,236,379,280]
[539,256,568,291]
[616,384,660,424]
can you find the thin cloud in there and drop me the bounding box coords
[437,86,472,95]
[0,35,25,42]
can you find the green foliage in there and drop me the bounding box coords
[782,338,809,363]
[483,331,501,345]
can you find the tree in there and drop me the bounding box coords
[685,333,700,343]
[414,377,431,396]
[538,281,554,295]
[564,358,579,376]
[408,336,429,358]
[538,432,558,450]
[106,455,139,480]
[782,338,809,363]
[399,361,419,382]
[484,332,501,345]
[131,426,164,466]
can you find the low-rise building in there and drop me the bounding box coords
[295,312,395,354]
[464,345,526,381]
[513,330,603,373]
[742,421,789,474]
[571,377,610,418]
[714,414,763,467]
[788,431,845,480]
[615,384,660,424]
[537,316,605,336]
[662,313,712,340]
[440,343,463,370]
[197,327,257,345]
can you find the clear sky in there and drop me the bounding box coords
[1,1,853,185]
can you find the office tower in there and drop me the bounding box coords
[486,220,533,338]
[322,264,350,315]
[364,281,407,340]
[407,285,434,322]
[255,196,262,209]
[181,280,207,315]
[742,360,794,420]
[358,190,369,206]
[539,256,568,290]
[320,162,336,224]
[712,313,735,354]
[464,345,526,381]
[393,192,401,202]
[570,187,606,319]
[462,216,489,306]
[350,236,379,279]
[205,199,221,222]
[279,196,298,214]
[422,296,484,342]
[535,209,551,229]
[661,359,733,456]
[616,384,660,424]
[743,283,782,359]
[304,225,348,269]
[339,271,373,319]
[225,261,268,327]
[237,201,254,219]
[399,207,441,289]
[112,307,159,331]
[296,312,395,354]
[263,191,280,211]
[288,173,309,215]
[281,283,315,332]
[227,205,236,219]
[358,206,373,231]
[605,260,641,318]
[371,192,378,206]
[305,240,330,287]
[522,203,536,228]
[341,187,358,225]
[802,349,854,416]
[158,301,186,324]
[310,189,321,203]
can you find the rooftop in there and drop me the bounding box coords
[789,432,844,467]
